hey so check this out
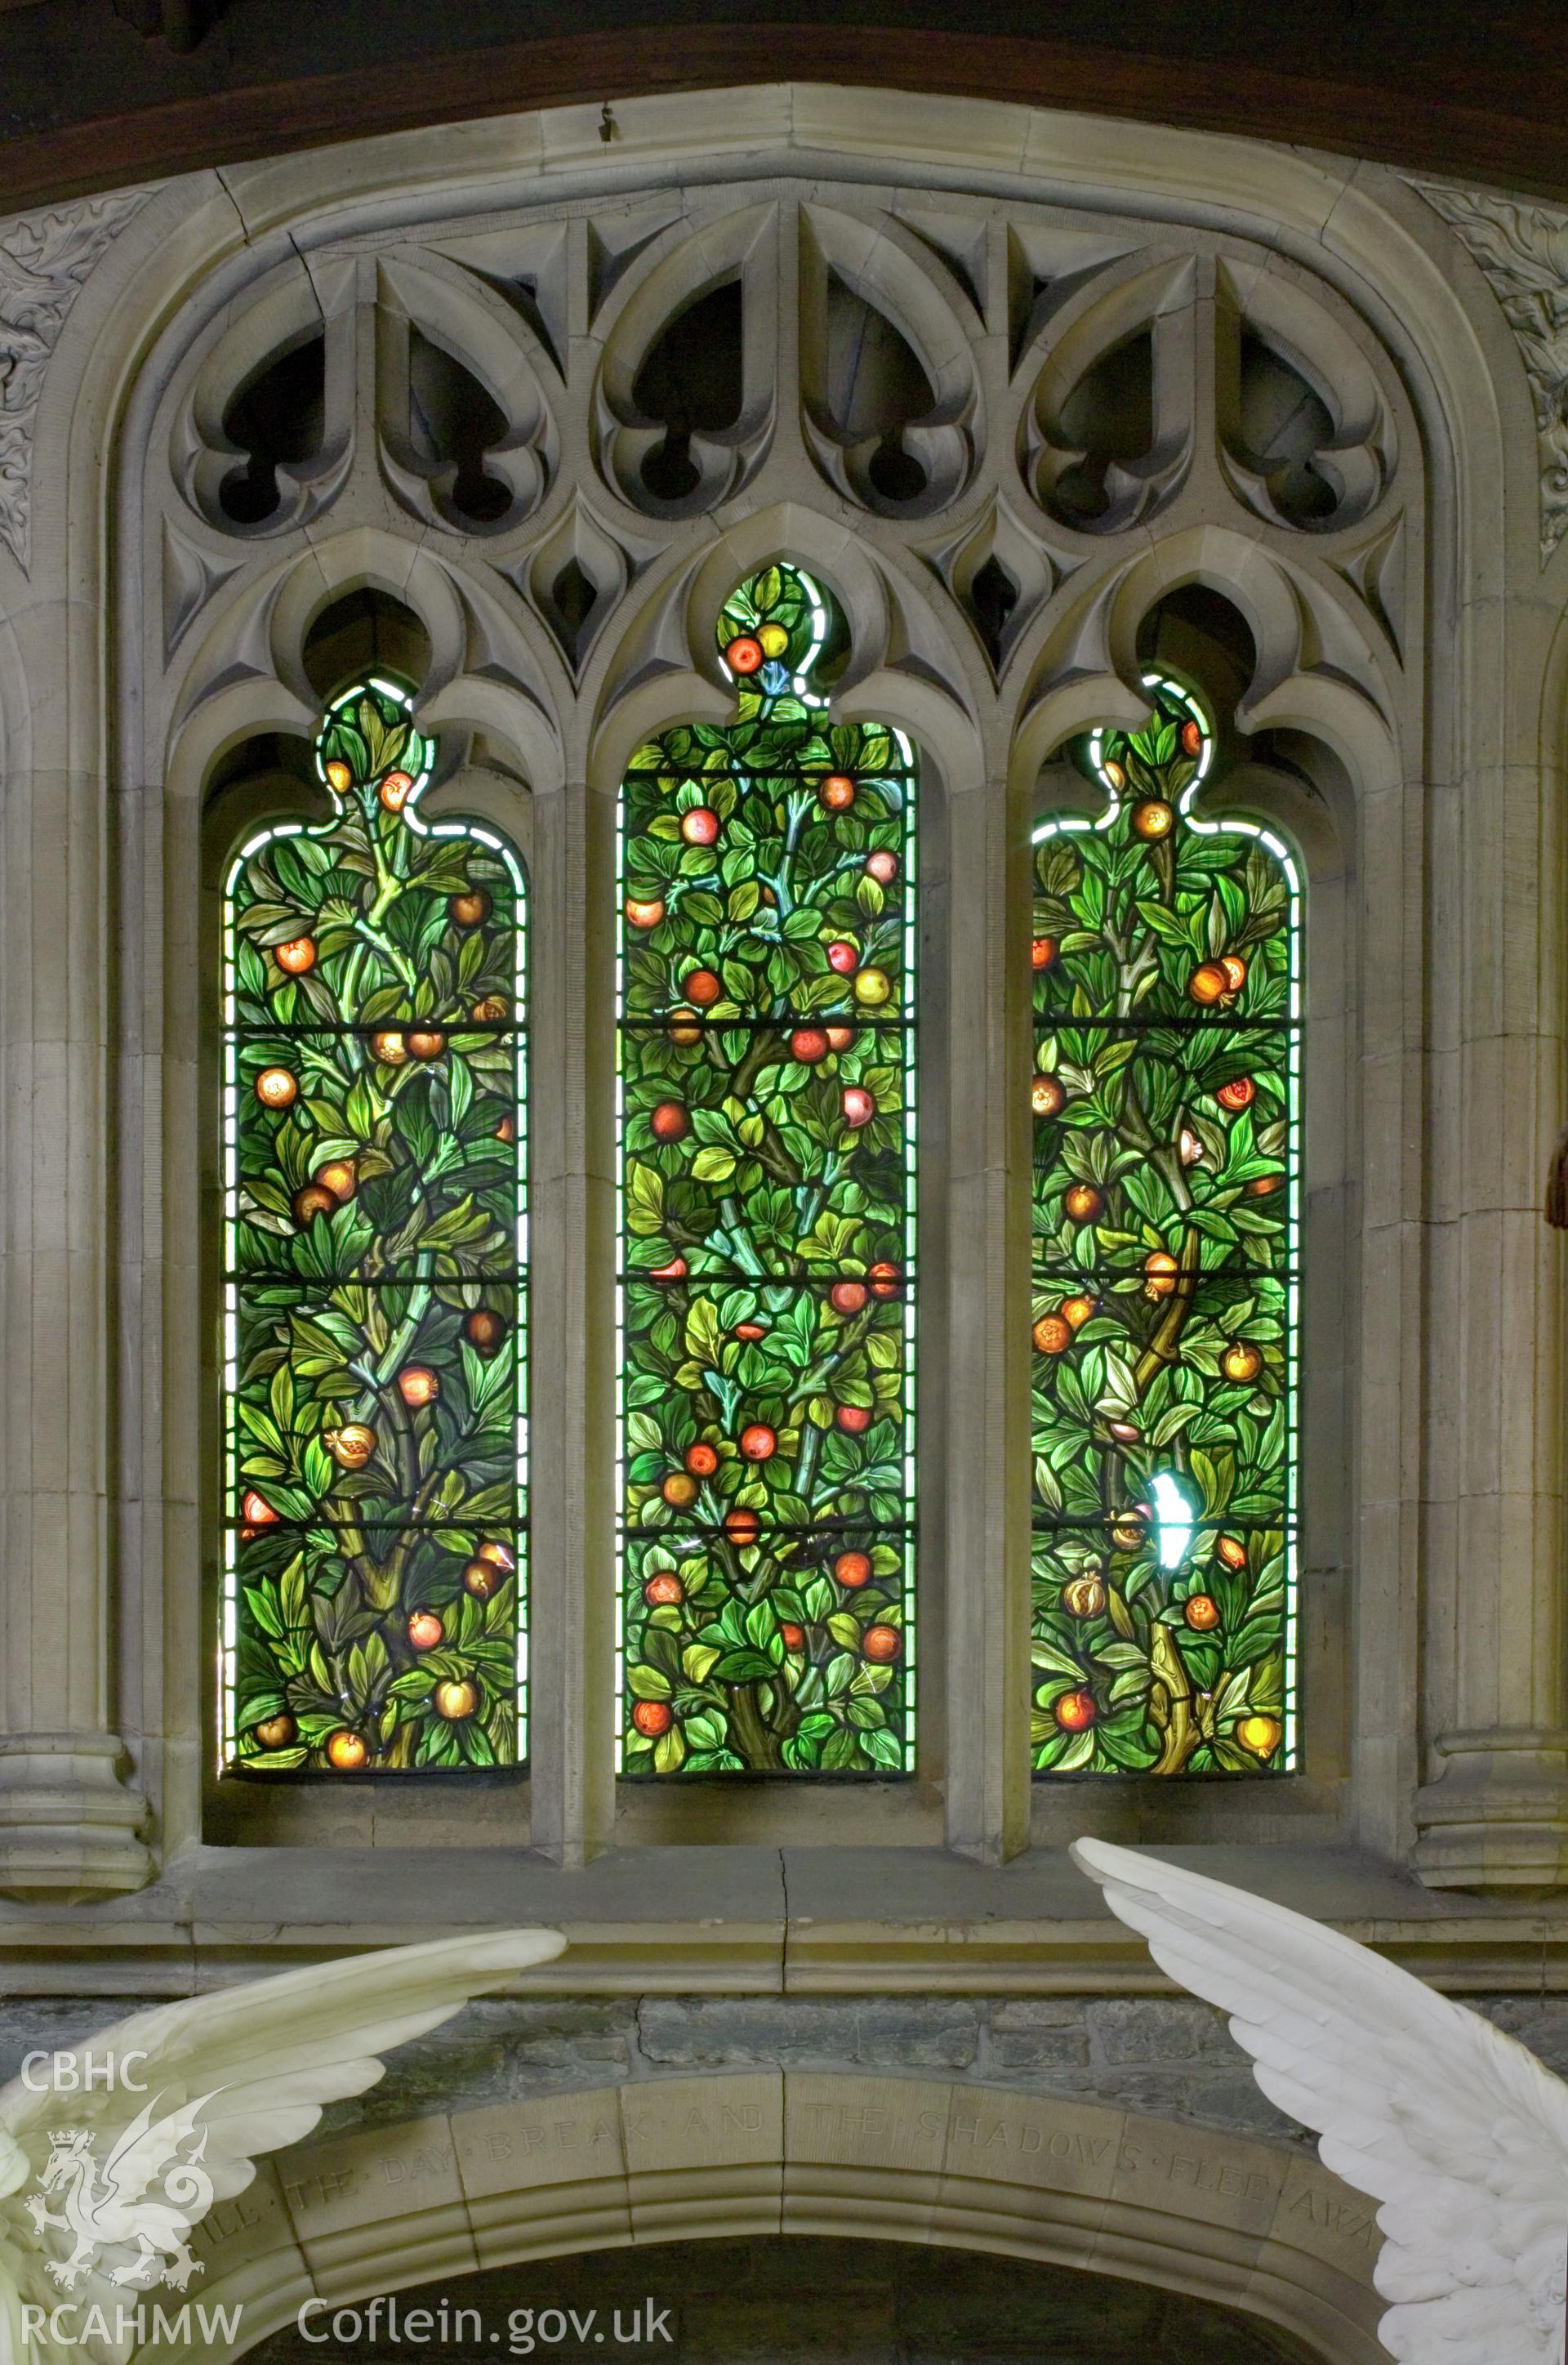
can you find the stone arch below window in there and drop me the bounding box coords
[184,2078,1383,2365]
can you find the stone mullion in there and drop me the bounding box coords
[1415,738,1568,1886]
[942,761,1031,1861]
[526,772,617,1864]
[0,739,150,1897]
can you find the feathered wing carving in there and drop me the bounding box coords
[0,1925,566,2363]
[1071,1838,1568,2363]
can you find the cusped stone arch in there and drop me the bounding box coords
[591,198,781,521]
[1008,526,1402,799]
[164,2078,1385,2365]
[587,502,987,793]
[166,528,566,795]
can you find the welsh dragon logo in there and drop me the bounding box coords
[23,2094,216,2292]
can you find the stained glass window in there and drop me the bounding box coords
[1030,676,1299,1776]
[221,679,528,1774]
[617,564,917,1775]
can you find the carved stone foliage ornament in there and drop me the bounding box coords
[0,190,149,571]
[1411,179,1568,565]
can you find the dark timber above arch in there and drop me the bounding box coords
[0,0,1565,212]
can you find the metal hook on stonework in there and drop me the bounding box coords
[599,104,618,145]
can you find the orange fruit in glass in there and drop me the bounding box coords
[291,1185,336,1226]
[1143,1251,1179,1300]
[255,1066,297,1109]
[1054,1689,1097,1732]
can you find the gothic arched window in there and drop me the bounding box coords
[617,564,918,1775]
[1030,676,1301,1777]
[220,679,528,1775]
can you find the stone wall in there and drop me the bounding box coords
[7,1985,1561,2153]
[0,1990,1422,2153]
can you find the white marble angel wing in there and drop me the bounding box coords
[0,1924,566,2363]
[1071,1836,1568,2363]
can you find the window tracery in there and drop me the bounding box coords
[142,158,1407,1820]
